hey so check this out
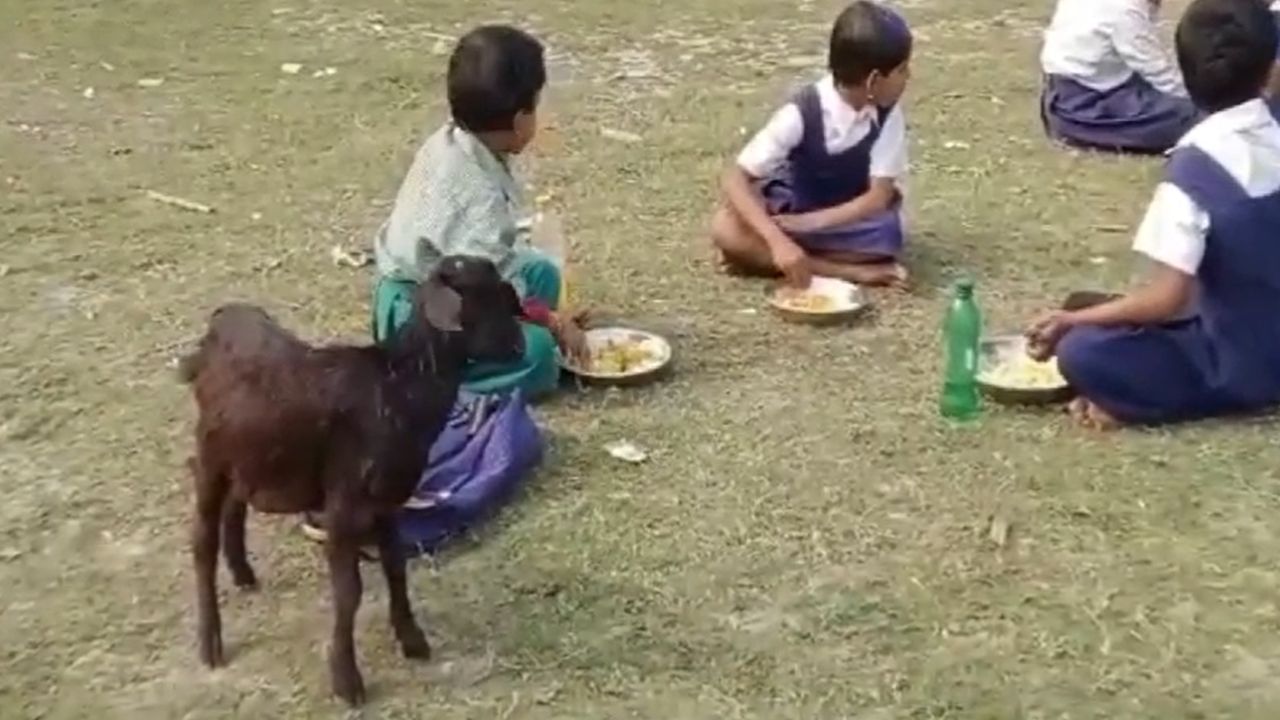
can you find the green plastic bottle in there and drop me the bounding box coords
[940,279,982,421]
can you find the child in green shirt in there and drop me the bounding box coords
[372,25,585,398]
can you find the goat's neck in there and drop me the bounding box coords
[381,324,466,392]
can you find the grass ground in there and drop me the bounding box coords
[5,0,1280,717]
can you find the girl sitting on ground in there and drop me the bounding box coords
[710,0,913,288]
[1028,0,1280,429]
[1040,0,1199,154]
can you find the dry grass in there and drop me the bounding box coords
[5,0,1280,717]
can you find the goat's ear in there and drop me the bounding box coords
[419,276,463,331]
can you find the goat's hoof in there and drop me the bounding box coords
[231,567,259,591]
[399,631,432,660]
[199,635,225,668]
[332,670,367,706]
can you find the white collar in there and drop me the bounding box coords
[1172,98,1275,154]
[816,74,880,128]
[1204,98,1275,132]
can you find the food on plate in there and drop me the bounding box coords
[774,288,837,313]
[981,354,1066,389]
[590,337,658,375]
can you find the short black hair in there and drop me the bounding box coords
[447,25,546,133]
[1175,0,1277,112]
[829,1,913,86]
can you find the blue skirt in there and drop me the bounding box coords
[1041,73,1198,155]
[756,172,904,259]
[1056,319,1272,425]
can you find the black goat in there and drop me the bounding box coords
[180,256,523,705]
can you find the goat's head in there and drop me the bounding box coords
[415,256,525,363]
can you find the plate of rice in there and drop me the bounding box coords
[977,335,1073,405]
[767,277,869,325]
[560,327,672,386]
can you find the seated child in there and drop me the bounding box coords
[711,0,912,288]
[372,25,586,399]
[1040,0,1199,154]
[1028,0,1280,429]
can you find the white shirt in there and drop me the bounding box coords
[736,74,908,183]
[1133,99,1280,274]
[1041,0,1187,97]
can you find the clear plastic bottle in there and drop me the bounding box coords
[530,209,572,309]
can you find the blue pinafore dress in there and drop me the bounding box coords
[1056,101,1280,424]
[755,84,904,259]
[1041,72,1198,155]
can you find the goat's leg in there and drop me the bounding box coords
[191,456,228,668]
[326,527,366,705]
[221,499,258,590]
[375,517,430,659]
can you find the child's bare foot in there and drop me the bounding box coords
[1067,397,1121,430]
[841,262,908,288]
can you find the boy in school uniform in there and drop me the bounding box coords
[1041,0,1199,154]
[1028,0,1280,429]
[711,0,913,288]
[372,25,587,399]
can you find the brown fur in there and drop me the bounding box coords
[180,257,523,706]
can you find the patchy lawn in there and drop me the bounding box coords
[4,0,1280,717]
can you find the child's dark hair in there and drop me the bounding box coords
[829,1,913,86]
[447,25,546,133]
[1175,0,1277,112]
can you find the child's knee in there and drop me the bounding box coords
[709,206,738,244]
[1056,326,1106,385]
[710,206,763,252]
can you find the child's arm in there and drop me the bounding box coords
[726,105,813,285]
[1027,264,1194,359]
[1027,182,1206,359]
[1112,1,1188,97]
[775,179,897,233]
[721,165,810,285]
[775,105,907,233]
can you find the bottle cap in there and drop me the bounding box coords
[954,277,975,293]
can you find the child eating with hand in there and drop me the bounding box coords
[373,25,587,399]
[1028,0,1280,429]
[710,0,913,288]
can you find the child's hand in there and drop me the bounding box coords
[770,239,811,287]
[551,309,591,367]
[1025,311,1075,361]
[775,212,830,234]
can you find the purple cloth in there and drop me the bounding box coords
[397,390,544,555]
[755,84,904,258]
[1041,73,1198,155]
[1058,103,1280,424]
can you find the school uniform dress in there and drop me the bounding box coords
[738,74,908,258]
[373,123,561,398]
[1057,99,1280,424]
[1040,0,1197,154]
